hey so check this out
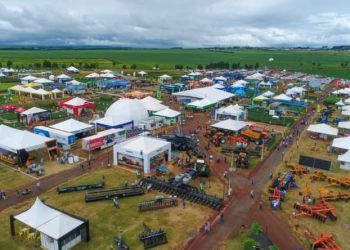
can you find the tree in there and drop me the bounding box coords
[250,222,262,235]
[254,62,259,70]
[42,60,52,68]
[112,61,116,67]
[130,64,137,69]
[244,238,258,250]
[52,62,58,69]
[78,62,82,68]
[268,245,280,250]
[122,65,127,69]
[61,64,66,69]
[7,60,13,68]
[0,62,2,67]
[197,64,203,70]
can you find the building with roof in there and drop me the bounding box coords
[10,197,89,250]
[50,119,94,138]
[113,136,171,173]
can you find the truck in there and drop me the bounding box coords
[82,128,126,151]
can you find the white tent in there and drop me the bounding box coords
[338,150,350,170]
[153,108,181,118]
[138,71,147,76]
[0,125,53,153]
[14,197,87,249]
[20,75,38,84]
[66,66,79,73]
[215,104,245,120]
[234,80,248,85]
[307,124,338,136]
[34,78,54,84]
[100,72,115,78]
[140,96,167,112]
[258,81,272,88]
[338,121,350,130]
[50,119,93,134]
[332,137,350,150]
[342,110,350,116]
[21,107,47,116]
[0,72,6,77]
[92,116,134,130]
[159,74,172,81]
[231,82,245,88]
[345,97,350,105]
[262,90,275,97]
[246,72,265,81]
[187,98,217,109]
[211,83,225,89]
[200,77,213,84]
[63,97,88,106]
[253,94,269,101]
[273,94,292,101]
[56,74,71,80]
[173,86,234,103]
[335,100,345,106]
[101,69,113,74]
[114,136,171,174]
[85,72,100,78]
[105,99,149,124]
[210,119,253,132]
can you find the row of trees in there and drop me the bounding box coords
[1,60,100,70]
[173,61,260,70]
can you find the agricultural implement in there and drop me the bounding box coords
[288,164,309,175]
[268,188,286,201]
[236,152,249,169]
[57,180,105,194]
[326,177,350,189]
[138,197,178,212]
[114,235,129,250]
[310,171,328,182]
[85,186,144,202]
[161,135,205,158]
[272,172,297,190]
[241,124,268,144]
[139,223,167,249]
[319,192,350,202]
[141,177,223,210]
[293,199,337,222]
[305,231,340,250]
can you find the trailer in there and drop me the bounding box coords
[139,223,167,249]
[85,186,144,202]
[138,197,178,212]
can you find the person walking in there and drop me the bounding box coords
[182,199,186,209]
[219,212,224,223]
[36,182,41,191]
[251,178,254,185]
[259,201,263,210]
[269,171,273,179]
[250,189,254,199]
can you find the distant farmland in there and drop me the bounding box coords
[1,48,350,78]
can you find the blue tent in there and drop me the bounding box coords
[97,80,130,89]
[234,88,246,97]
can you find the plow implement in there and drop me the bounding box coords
[57,181,105,194]
[319,192,350,202]
[268,188,286,201]
[293,199,337,222]
[139,223,167,249]
[142,177,223,210]
[85,186,144,202]
[305,231,341,250]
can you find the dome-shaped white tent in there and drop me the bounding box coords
[105,98,149,123]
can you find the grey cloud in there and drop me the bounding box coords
[0,0,350,47]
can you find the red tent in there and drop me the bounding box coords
[2,104,17,111]
[14,107,27,113]
[59,97,96,117]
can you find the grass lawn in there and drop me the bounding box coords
[0,164,35,191]
[0,82,15,92]
[0,112,18,120]
[0,167,221,250]
[51,111,68,120]
[248,107,295,127]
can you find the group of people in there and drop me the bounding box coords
[0,191,6,200]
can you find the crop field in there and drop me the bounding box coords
[2,49,350,78]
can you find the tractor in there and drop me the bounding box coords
[236,152,249,168]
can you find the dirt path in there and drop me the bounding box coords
[185,108,315,250]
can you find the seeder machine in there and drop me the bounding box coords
[139,223,167,249]
[85,186,144,202]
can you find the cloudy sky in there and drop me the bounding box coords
[0,0,350,47]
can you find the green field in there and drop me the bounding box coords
[2,49,350,78]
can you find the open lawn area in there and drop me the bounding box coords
[0,164,35,191]
[248,107,295,127]
[0,166,221,250]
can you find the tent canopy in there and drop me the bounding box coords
[92,116,133,128]
[21,107,47,116]
[186,98,217,109]
[338,121,350,130]
[140,96,167,112]
[262,90,275,97]
[153,108,181,118]
[253,94,269,101]
[332,137,350,150]
[338,150,350,163]
[173,86,234,102]
[118,136,170,155]
[307,123,338,136]
[273,93,292,101]
[50,119,93,134]
[14,197,84,240]
[216,104,244,117]
[210,119,253,132]
[0,125,52,153]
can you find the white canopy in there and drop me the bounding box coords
[117,136,170,155]
[100,72,115,78]
[335,100,345,106]
[85,72,100,78]
[159,74,171,80]
[262,90,275,97]
[35,89,51,95]
[345,97,350,105]
[216,104,244,117]
[211,83,225,89]
[34,78,53,84]
[20,75,38,81]
[63,97,89,107]
[101,69,113,74]
[332,137,350,150]
[0,125,52,153]
[211,119,253,132]
[258,81,272,87]
[138,71,147,76]
[51,88,62,94]
[66,66,79,72]
[0,73,6,77]
[140,96,167,112]
[21,107,47,116]
[338,121,350,130]
[56,74,72,79]
[342,110,350,116]
[14,197,84,240]
[92,116,132,127]
[234,80,248,85]
[50,119,93,134]
[307,123,338,136]
[66,79,83,85]
[173,86,234,102]
[187,98,216,109]
[254,94,269,101]
[189,72,202,76]
[213,76,227,82]
[200,77,213,83]
[338,150,350,163]
[246,72,265,80]
[273,94,292,101]
[153,108,181,118]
